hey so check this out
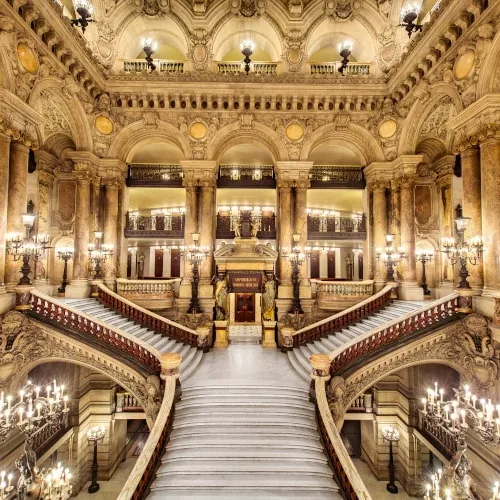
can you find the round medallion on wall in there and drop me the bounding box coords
[189,122,207,140]
[286,123,304,141]
[378,119,397,139]
[454,49,475,80]
[94,115,114,135]
[193,43,207,64]
[288,48,301,65]
[17,42,38,73]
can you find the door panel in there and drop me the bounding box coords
[170,248,180,277]
[235,293,255,322]
[327,251,336,278]
[154,249,163,278]
[310,250,320,279]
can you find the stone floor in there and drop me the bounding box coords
[352,458,418,499]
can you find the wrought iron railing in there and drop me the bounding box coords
[217,164,275,187]
[123,59,185,73]
[309,62,371,76]
[216,214,276,239]
[307,215,366,240]
[418,409,457,456]
[309,166,365,188]
[125,213,185,238]
[126,164,183,187]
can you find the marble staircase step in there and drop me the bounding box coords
[181,385,310,397]
[167,433,322,447]
[149,490,339,499]
[175,402,314,418]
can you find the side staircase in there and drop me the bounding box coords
[288,300,424,381]
[148,383,342,499]
[64,298,203,381]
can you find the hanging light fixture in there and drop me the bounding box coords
[71,0,95,33]
[337,40,353,75]
[399,3,422,37]
[141,38,158,71]
[240,39,255,75]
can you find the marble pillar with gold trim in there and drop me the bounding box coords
[0,133,11,294]
[370,181,389,287]
[103,178,120,289]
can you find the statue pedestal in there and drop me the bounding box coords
[214,320,229,348]
[262,321,277,349]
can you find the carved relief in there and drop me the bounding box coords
[284,30,306,72]
[188,29,212,71]
[37,89,71,138]
[230,0,266,17]
[377,27,400,72]
[325,0,359,21]
[134,0,170,15]
[92,22,116,67]
[57,181,76,223]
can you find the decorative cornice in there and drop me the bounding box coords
[447,94,500,137]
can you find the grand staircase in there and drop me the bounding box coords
[64,298,203,381]
[287,300,424,381]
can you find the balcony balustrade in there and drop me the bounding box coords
[309,61,371,75]
[116,278,179,310]
[216,213,276,239]
[126,164,184,187]
[123,59,185,73]
[307,214,366,240]
[309,165,365,189]
[217,164,276,188]
[125,212,185,238]
[314,279,374,310]
[116,390,143,413]
[216,61,278,75]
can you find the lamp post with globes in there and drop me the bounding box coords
[240,39,255,75]
[399,3,422,37]
[376,234,406,282]
[381,425,400,494]
[57,247,74,296]
[183,233,210,314]
[87,426,105,494]
[337,40,353,75]
[142,38,157,71]
[71,0,94,33]
[415,249,433,296]
[282,233,305,315]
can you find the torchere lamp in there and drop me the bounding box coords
[337,40,353,75]
[57,247,74,296]
[376,234,406,282]
[381,425,400,494]
[183,233,210,314]
[71,0,94,33]
[415,249,433,296]
[441,216,484,289]
[141,38,157,71]
[88,231,113,281]
[399,3,422,37]
[86,426,105,494]
[240,39,255,75]
[282,233,305,314]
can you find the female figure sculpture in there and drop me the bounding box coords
[262,273,276,321]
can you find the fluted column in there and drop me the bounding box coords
[0,133,11,293]
[371,182,389,284]
[461,145,483,289]
[5,142,29,289]
[103,179,120,288]
[199,180,216,282]
[278,182,292,288]
[480,135,500,292]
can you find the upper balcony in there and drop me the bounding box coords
[309,166,365,189]
[216,213,276,240]
[126,164,184,188]
[217,165,276,188]
[125,212,185,238]
[307,214,366,240]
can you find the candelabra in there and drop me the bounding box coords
[88,231,113,281]
[399,3,422,37]
[57,247,74,296]
[441,216,484,289]
[0,471,14,499]
[282,233,305,315]
[183,233,210,314]
[141,38,157,71]
[87,426,105,494]
[381,425,400,494]
[240,39,255,75]
[71,0,94,33]
[39,463,73,499]
[416,250,433,296]
[376,234,406,282]
[337,40,353,75]
[6,213,50,286]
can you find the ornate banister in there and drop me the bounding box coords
[329,293,459,376]
[284,285,393,348]
[97,283,208,349]
[29,290,162,375]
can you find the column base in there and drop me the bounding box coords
[65,279,91,299]
[456,288,479,314]
[214,320,229,348]
[0,288,15,314]
[398,282,423,301]
[262,321,277,348]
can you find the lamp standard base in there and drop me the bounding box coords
[386,483,398,494]
[88,483,100,494]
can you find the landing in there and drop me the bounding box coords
[185,344,307,388]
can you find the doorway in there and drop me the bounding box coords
[327,250,336,278]
[235,293,255,322]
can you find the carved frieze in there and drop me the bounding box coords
[230,0,266,17]
[325,0,359,21]
[134,0,170,15]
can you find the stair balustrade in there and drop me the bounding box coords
[315,280,374,310]
[116,278,179,310]
[285,285,393,348]
[329,293,459,376]
[97,283,208,349]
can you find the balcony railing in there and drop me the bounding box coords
[307,214,366,240]
[123,59,185,73]
[116,391,143,413]
[216,61,278,75]
[309,166,365,189]
[314,280,374,310]
[217,165,276,188]
[126,164,184,187]
[309,62,371,76]
[116,278,179,310]
[125,213,185,238]
[216,214,276,239]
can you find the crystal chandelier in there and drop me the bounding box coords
[40,463,73,499]
[71,0,94,33]
[337,40,353,75]
[376,234,406,282]
[399,3,422,37]
[240,39,255,75]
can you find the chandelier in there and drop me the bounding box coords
[71,0,94,33]
[240,39,255,75]
[40,463,73,499]
[88,231,113,280]
[337,40,353,75]
[399,3,422,37]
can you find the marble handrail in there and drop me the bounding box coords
[116,278,180,295]
[117,377,176,500]
[315,377,372,500]
[314,280,374,296]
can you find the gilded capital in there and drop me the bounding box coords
[368,180,390,192]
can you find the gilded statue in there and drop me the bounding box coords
[262,273,276,321]
[214,274,228,320]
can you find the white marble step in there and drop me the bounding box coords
[168,433,322,447]
[149,491,338,499]
[175,402,314,418]
[181,385,310,397]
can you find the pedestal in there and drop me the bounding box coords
[262,320,277,348]
[214,320,228,348]
[279,326,295,350]
[397,282,423,301]
[456,288,478,314]
[65,279,91,299]
[14,284,34,311]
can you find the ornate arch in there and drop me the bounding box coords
[206,122,287,162]
[301,123,384,164]
[398,84,463,156]
[476,28,500,97]
[108,120,192,161]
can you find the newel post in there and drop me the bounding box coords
[309,353,331,403]
[160,352,182,402]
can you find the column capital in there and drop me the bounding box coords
[391,154,425,178]
[104,177,122,190]
[181,160,217,187]
[74,163,92,183]
[35,150,58,174]
[364,162,392,185]
[367,180,390,192]
[38,169,55,187]
[275,161,313,188]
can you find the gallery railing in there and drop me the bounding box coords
[309,166,365,189]
[309,61,371,76]
[307,215,366,240]
[216,61,278,75]
[314,280,374,310]
[217,164,276,187]
[116,278,179,310]
[123,59,185,73]
[125,213,185,238]
[126,164,184,187]
[216,214,276,239]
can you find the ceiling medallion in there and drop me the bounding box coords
[454,49,476,80]
[94,116,114,135]
[378,119,397,139]
[17,42,38,73]
[286,123,304,141]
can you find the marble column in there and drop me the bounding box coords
[182,183,199,282]
[199,182,215,281]
[371,182,389,285]
[103,179,119,288]
[480,136,500,293]
[0,133,11,293]
[461,145,483,289]
[278,183,292,288]
[117,183,129,279]
[437,177,455,290]
[5,142,29,290]
[294,183,309,250]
